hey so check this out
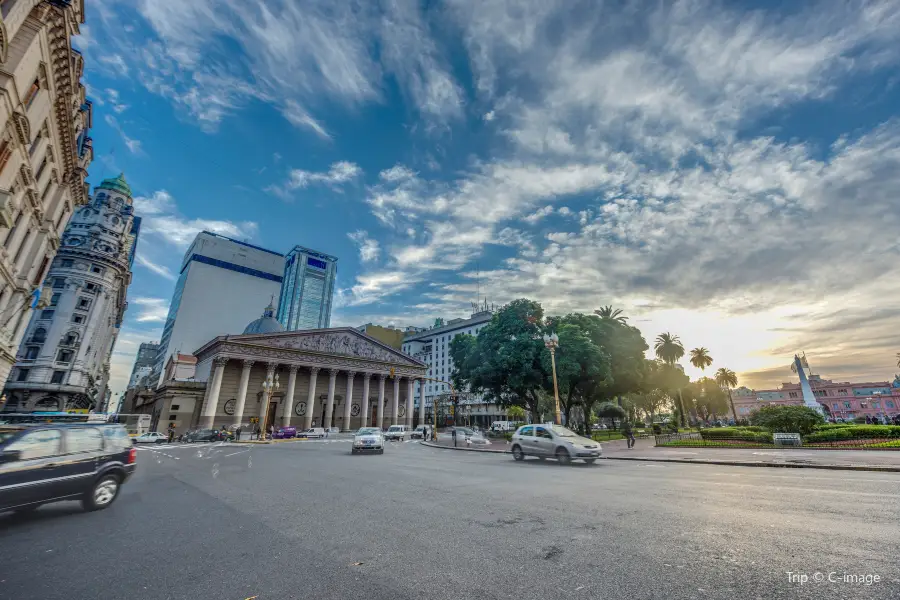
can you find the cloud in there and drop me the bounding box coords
[135,254,176,281]
[132,297,170,323]
[99,53,129,76]
[483,110,495,122]
[267,161,362,199]
[133,190,259,248]
[108,325,163,400]
[379,165,416,182]
[281,100,330,139]
[104,115,142,154]
[347,230,380,263]
[105,88,129,113]
[522,205,554,224]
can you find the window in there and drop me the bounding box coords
[873,401,880,409]
[85,282,98,293]
[61,259,73,268]
[31,327,47,343]
[171,404,180,411]
[788,392,798,398]
[888,401,895,409]
[843,401,852,409]
[71,314,84,324]
[90,265,104,275]
[16,368,29,382]
[50,371,64,384]
[25,78,40,108]
[53,277,66,289]
[66,428,103,453]
[860,401,868,408]
[24,346,39,360]
[832,403,839,410]
[535,426,553,439]
[102,426,132,451]
[6,429,61,460]
[3,212,21,248]
[77,297,91,310]
[40,309,54,320]
[56,349,73,363]
[34,156,47,182]
[0,137,11,176]
[168,415,177,421]
[520,426,534,436]
[62,332,78,346]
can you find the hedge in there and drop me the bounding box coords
[700,428,773,443]
[803,425,900,443]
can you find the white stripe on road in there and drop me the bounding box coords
[224,449,251,457]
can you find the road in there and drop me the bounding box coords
[1,439,898,600]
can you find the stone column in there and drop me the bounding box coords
[417,379,426,429]
[342,371,356,431]
[324,368,338,429]
[377,374,386,429]
[392,376,400,426]
[258,362,277,434]
[282,365,299,426]
[200,356,228,428]
[360,373,371,428]
[303,367,320,429]
[406,377,415,428]
[232,360,254,427]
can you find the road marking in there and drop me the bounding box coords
[224,449,251,457]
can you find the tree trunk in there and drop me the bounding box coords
[728,388,737,424]
[677,389,687,428]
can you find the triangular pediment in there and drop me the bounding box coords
[232,328,422,367]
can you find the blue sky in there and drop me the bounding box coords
[78,0,900,399]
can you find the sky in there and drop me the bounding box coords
[75,0,900,403]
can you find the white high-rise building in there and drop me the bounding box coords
[0,0,93,387]
[151,231,283,387]
[2,174,138,413]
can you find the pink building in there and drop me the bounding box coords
[731,375,900,421]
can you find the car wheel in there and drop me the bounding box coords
[83,474,120,511]
[584,458,596,465]
[512,445,524,461]
[156,439,164,444]
[555,448,571,465]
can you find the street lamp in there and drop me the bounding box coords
[260,371,280,440]
[543,332,561,425]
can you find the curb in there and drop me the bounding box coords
[420,441,510,454]
[603,456,900,472]
[420,442,900,472]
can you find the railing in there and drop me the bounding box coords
[655,432,702,445]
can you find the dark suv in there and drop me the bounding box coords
[0,423,136,514]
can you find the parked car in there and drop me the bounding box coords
[299,427,326,439]
[384,425,410,441]
[352,427,384,454]
[185,429,220,443]
[274,426,297,439]
[448,427,491,446]
[0,423,136,514]
[510,424,601,465]
[133,432,168,444]
[411,425,433,440]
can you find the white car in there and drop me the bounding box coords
[352,427,384,454]
[300,427,326,439]
[384,425,409,441]
[134,432,168,444]
[510,424,601,465]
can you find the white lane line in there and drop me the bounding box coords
[224,449,251,457]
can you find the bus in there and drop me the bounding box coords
[0,412,152,435]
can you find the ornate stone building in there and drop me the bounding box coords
[0,0,93,387]
[2,173,138,412]
[191,317,428,433]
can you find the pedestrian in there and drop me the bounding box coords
[268,424,274,440]
[622,421,636,449]
[235,425,242,441]
[167,424,175,444]
[452,427,457,447]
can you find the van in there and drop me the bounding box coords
[384,425,410,441]
[490,421,515,432]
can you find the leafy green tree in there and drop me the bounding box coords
[595,401,627,428]
[506,405,526,422]
[749,405,825,435]
[683,377,729,424]
[629,389,669,424]
[714,367,739,423]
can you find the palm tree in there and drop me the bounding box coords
[595,305,627,324]
[654,333,684,365]
[715,367,738,424]
[654,333,686,427]
[690,347,713,371]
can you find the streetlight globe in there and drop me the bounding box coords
[551,333,559,343]
[543,334,550,342]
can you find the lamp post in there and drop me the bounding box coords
[543,332,561,425]
[260,371,280,440]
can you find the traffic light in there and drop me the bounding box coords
[389,368,395,379]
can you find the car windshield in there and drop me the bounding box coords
[550,425,579,438]
[387,426,402,432]
[357,428,380,435]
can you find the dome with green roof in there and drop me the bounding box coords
[97,173,132,198]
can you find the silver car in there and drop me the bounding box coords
[352,427,384,454]
[510,424,601,465]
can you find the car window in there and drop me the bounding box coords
[519,426,533,436]
[535,427,553,439]
[102,426,132,450]
[66,428,104,453]
[6,429,62,460]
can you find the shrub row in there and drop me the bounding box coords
[700,428,772,443]
[803,425,900,442]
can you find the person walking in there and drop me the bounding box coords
[235,425,242,442]
[167,424,175,444]
[268,424,275,440]
[622,421,636,449]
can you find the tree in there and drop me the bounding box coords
[654,333,687,427]
[506,405,526,422]
[630,389,669,425]
[689,347,713,371]
[594,306,627,324]
[595,401,626,428]
[715,367,739,423]
[683,378,729,423]
[750,405,824,435]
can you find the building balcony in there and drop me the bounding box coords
[0,188,14,229]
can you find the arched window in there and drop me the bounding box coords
[62,331,79,346]
[31,327,47,343]
[34,397,61,412]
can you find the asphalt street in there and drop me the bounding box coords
[1,439,898,600]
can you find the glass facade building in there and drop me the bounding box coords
[277,246,337,331]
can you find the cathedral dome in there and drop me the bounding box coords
[97,173,132,198]
[243,301,284,335]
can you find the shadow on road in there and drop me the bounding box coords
[0,503,88,531]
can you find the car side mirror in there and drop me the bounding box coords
[0,449,22,464]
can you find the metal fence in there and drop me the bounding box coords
[654,432,702,445]
[654,434,900,449]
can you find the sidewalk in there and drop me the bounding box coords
[423,436,900,472]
